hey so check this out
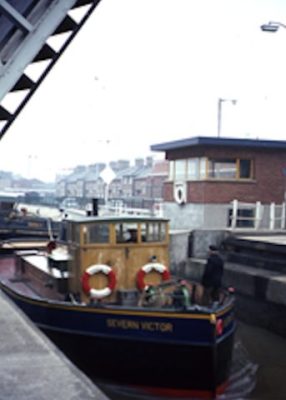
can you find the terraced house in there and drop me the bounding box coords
[56,158,168,209]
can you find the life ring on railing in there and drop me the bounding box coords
[137,262,170,291]
[81,264,116,299]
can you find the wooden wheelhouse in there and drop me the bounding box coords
[63,216,170,303]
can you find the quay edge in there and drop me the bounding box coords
[0,290,109,400]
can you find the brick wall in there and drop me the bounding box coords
[165,147,286,204]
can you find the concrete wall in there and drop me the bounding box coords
[165,202,236,230]
[164,202,205,230]
[164,202,280,231]
[169,228,228,274]
[165,202,233,230]
[189,229,228,258]
[169,230,190,275]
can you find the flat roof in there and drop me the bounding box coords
[65,215,169,224]
[150,136,286,152]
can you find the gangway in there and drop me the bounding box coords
[0,0,102,140]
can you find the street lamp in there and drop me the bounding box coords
[261,21,286,33]
[217,98,237,137]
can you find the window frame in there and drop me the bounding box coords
[207,157,253,180]
[169,157,253,182]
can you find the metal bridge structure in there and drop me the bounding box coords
[0,0,102,140]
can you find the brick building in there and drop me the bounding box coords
[151,136,286,230]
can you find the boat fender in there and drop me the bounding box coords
[81,264,116,299]
[137,263,170,291]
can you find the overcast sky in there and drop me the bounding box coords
[1,0,286,181]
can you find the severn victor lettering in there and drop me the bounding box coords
[107,318,173,332]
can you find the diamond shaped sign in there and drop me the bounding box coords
[100,166,116,184]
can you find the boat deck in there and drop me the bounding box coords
[0,256,42,298]
[0,252,233,316]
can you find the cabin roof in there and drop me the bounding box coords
[65,215,169,224]
[151,136,286,152]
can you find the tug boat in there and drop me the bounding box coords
[0,215,235,399]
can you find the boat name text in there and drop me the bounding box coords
[107,318,173,332]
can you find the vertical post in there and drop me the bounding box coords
[231,199,238,229]
[104,184,109,207]
[270,202,275,230]
[92,198,98,216]
[281,202,286,229]
[158,202,163,217]
[217,98,237,137]
[210,314,217,399]
[255,201,261,230]
[217,98,222,137]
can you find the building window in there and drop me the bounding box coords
[239,159,252,179]
[169,161,174,180]
[208,158,252,180]
[169,157,252,181]
[199,157,207,179]
[174,159,186,181]
[187,158,199,180]
[208,159,236,179]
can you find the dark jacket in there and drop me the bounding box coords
[201,253,224,288]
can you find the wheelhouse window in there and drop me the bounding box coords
[83,223,109,244]
[115,222,167,243]
[141,222,167,243]
[66,222,80,244]
[116,223,138,243]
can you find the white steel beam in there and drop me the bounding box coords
[0,0,33,32]
[0,0,81,101]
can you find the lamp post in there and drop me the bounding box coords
[217,98,237,137]
[261,21,286,33]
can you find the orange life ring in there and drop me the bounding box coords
[81,264,116,299]
[137,262,170,291]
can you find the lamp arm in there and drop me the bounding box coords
[269,21,286,29]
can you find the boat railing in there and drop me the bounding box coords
[99,204,154,217]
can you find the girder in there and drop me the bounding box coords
[0,0,102,140]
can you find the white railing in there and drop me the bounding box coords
[269,202,286,230]
[99,202,164,218]
[230,199,286,230]
[230,199,263,230]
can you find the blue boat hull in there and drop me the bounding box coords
[1,283,235,397]
[46,328,234,394]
